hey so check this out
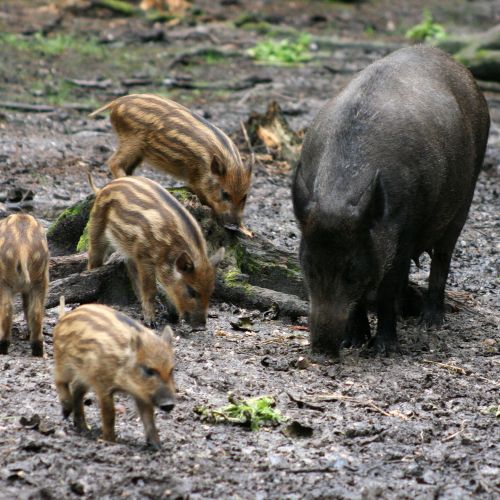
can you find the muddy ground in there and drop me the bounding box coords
[0,1,499,499]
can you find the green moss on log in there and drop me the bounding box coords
[76,222,90,252]
[168,187,195,203]
[47,194,95,256]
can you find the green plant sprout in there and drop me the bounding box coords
[406,9,447,42]
[195,394,286,431]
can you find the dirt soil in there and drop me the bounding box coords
[0,1,499,499]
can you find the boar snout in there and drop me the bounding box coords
[184,311,207,331]
[219,212,241,227]
[153,388,176,413]
[309,303,350,356]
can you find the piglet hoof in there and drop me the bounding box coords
[146,439,162,451]
[0,340,10,355]
[31,341,44,357]
[101,432,117,443]
[143,318,158,330]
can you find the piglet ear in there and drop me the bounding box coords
[175,252,194,274]
[161,326,174,345]
[210,155,226,177]
[131,334,142,352]
[209,247,225,268]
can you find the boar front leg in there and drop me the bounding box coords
[55,378,73,418]
[0,289,13,355]
[72,382,90,433]
[372,256,411,355]
[342,301,371,348]
[135,399,160,450]
[97,391,116,442]
[136,262,158,327]
[23,282,47,357]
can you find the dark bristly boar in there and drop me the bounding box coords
[0,214,49,356]
[89,93,252,226]
[292,46,490,356]
[53,300,176,449]
[87,175,225,329]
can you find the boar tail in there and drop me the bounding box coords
[58,296,66,319]
[88,100,115,118]
[87,170,99,194]
[17,255,31,287]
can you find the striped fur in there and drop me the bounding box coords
[0,214,49,356]
[53,303,176,449]
[87,176,224,328]
[90,93,252,225]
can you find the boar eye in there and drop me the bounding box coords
[220,190,231,202]
[141,365,158,378]
[186,285,199,299]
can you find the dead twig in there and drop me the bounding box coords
[0,101,55,113]
[422,359,469,375]
[442,421,466,442]
[240,120,256,169]
[423,359,500,387]
[301,393,410,420]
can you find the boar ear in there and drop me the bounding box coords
[161,326,174,345]
[209,247,225,268]
[210,155,226,177]
[292,160,313,223]
[175,252,194,274]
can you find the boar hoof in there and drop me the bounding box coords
[31,341,44,357]
[341,328,371,349]
[421,307,444,329]
[0,340,10,355]
[365,336,402,357]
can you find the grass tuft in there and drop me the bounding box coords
[247,33,312,65]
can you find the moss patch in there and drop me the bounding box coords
[76,222,90,252]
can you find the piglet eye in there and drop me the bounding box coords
[186,285,199,299]
[221,190,231,202]
[141,365,158,378]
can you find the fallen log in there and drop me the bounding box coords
[46,186,307,318]
[436,24,500,82]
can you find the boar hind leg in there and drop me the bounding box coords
[72,382,90,432]
[136,399,160,450]
[136,263,158,327]
[88,220,108,270]
[342,302,370,348]
[108,139,143,178]
[0,290,13,355]
[23,284,47,357]
[423,227,463,328]
[97,392,116,442]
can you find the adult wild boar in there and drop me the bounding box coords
[292,46,490,356]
